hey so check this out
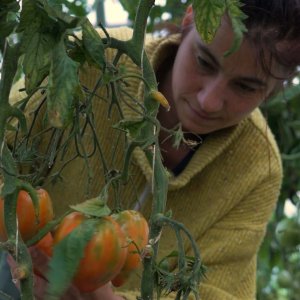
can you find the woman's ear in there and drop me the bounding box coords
[182,4,194,27]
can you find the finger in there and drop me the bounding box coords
[30,247,50,281]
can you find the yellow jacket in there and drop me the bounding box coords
[9,27,282,300]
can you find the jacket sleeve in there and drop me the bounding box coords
[196,169,282,300]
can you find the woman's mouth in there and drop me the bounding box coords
[186,100,219,121]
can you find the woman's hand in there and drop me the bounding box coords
[8,246,124,300]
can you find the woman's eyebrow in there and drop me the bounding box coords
[196,41,220,68]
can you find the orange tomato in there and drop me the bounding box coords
[0,189,54,242]
[111,210,149,287]
[35,232,53,257]
[53,211,128,292]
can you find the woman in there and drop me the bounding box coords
[3,1,300,299]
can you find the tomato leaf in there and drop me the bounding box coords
[193,0,226,43]
[172,125,185,150]
[46,218,98,298]
[224,0,247,57]
[47,38,80,128]
[70,197,111,217]
[113,118,147,140]
[23,32,55,93]
[18,0,54,93]
[37,0,80,29]
[17,0,40,33]
[0,0,19,39]
[82,18,106,68]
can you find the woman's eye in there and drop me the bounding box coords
[235,82,257,93]
[197,56,214,71]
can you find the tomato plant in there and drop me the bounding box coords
[111,210,149,287]
[0,189,54,242]
[53,211,128,292]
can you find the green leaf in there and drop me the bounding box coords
[23,32,55,93]
[47,38,80,128]
[0,144,18,197]
[224,0,247,56]
[37,0,80,29]
[193,0,226,43]
[57,0,88,18]
[118,0,138,23]
[82,18,106,68]
[266,84,300,109]
[0,0,18,5]
[70,197,111,217]
[0,19,17,38]
[172,125,184,149]
[17,0,40,33]
[46,218,98,298]
[113,118,147,140]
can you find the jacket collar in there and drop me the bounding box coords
[123,32,246,190]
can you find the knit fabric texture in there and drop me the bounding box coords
[7,27,283,300]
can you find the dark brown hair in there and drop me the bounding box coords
[240,0,300,78]
[157,1,300,79]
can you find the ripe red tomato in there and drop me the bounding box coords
[35,232,53,257]
[111,210,149,287]
[0,189,54,242]
[53,211,128,292]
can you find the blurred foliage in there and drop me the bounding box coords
[119,0,192,31]
[258,78,300,300]
[116,1,300,299]
[51,0,89,17]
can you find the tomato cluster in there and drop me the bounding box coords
[0,188,149,292]
[53,212,127,292]
[52,210,149,292]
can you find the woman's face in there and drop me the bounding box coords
[171,19,280,134]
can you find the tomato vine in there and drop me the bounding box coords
[0,0,247,299]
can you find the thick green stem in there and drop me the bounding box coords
[127,1,170,299]
[132,0,155,57]
[4,191,34,299]
[0,40,35,298]
[0,42,20,106]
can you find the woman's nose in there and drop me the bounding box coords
[196,78,226,113]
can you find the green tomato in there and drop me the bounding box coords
[275,217,300,248]
[277,270,292,288]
